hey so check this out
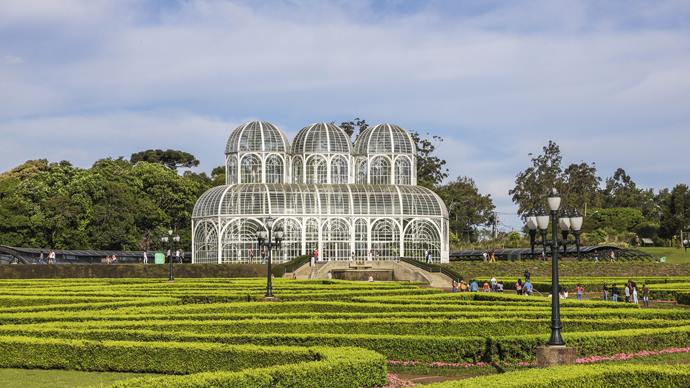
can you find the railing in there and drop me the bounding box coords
[400,257,463,281]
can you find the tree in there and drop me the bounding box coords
[130,149,200,171]
[437,176,495,242]
[339,118,369,138]
[560,161,601,211]
[657,184,690,240]
[602,168,657,219]
[509,141,563,218]
[410,131,448,189]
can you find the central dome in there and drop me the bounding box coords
[292,122,352,155]
[225,121,289,154]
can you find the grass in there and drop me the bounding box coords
[639,247,690,264]
[0,368,155,388]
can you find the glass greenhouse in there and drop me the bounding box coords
[192,121,449,264]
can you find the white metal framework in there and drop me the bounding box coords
[193,120,449,264]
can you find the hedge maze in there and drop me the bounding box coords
[0,278,689,386]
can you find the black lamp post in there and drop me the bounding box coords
[559,211,584,257]
[257,217,284,298]
[161,229,180,281]
[526,215,538,258]
[547,189,564,346]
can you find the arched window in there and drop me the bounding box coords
[404,220,441,263]
[323,218,350,260]
[292,157,303,184]
[395,157,411,185]
[371,219,400,259]
[274,218,301,262]
[221,219,263,264]
[306,156,327,184]
[356,159,368,184]
[370,157,390,185]
[265,154,284,183]
[240,154,262,183]
[305,218,319,257]
[330,156,349,184]
[226,155,237,185]
[194,222,218,264]
[354,219,368,259]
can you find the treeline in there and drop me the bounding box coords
[510,141,689,246]
[0,158,222,251]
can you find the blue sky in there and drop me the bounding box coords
[1,0,689,231]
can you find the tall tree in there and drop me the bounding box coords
[560,161,602,212]
[410,131,448,189]
[657,184,690,240]
[509,141,563,218]
[602,168,657,220]
[130,149,200,171]
[437,176,495,242]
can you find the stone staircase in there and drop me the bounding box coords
[285,259,452,289]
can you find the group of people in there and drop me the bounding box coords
[37,250,57,264]
[102,254,118,264]
[603,281,650,307]
[481,250,497,263]
[452,277,534,294]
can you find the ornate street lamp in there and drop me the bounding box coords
[161,230,180,281]
[257,217,284,298]
[536,210,550,259]
[547,189,564,346]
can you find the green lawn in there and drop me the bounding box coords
[0,368,155,388]
[639,247,690,264]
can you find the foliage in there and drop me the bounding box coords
[409,131,448,189]
[338,117,369,138]
[0,159,213,251]
[428,364,690,387]
[583,207,645,233]
[437,177,496,242]
[130,149,200,171]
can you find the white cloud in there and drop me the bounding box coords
[0,0,689,231]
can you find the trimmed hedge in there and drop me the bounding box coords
[0,335,386,388]
[0,264,268,279]
[5,323,690,363]
[115,346,386,387]
[19,316,680,337]
[428,364,690,387]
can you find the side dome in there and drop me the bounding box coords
[225,121,290,154]
[354,124,416,155]
[292,123,352,155]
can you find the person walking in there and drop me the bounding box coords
[624,282,631,303]
[313,247,319,262]
[48,250,56,264]
[524,269,531,282]
[143,251,148,264]
[515,278,523,295]
[451,279,458,293]
[642,283,650,308]
[490,276,497,292]
[39,250,45,264]
[602,284,609,301]
[367,250,373,262]
[350,251,355,261]
[482,281,490,292]
[632,282,639,305]
[611,283,619,302]
[482,252,488,262]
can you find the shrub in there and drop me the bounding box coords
[427,364,690,387]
